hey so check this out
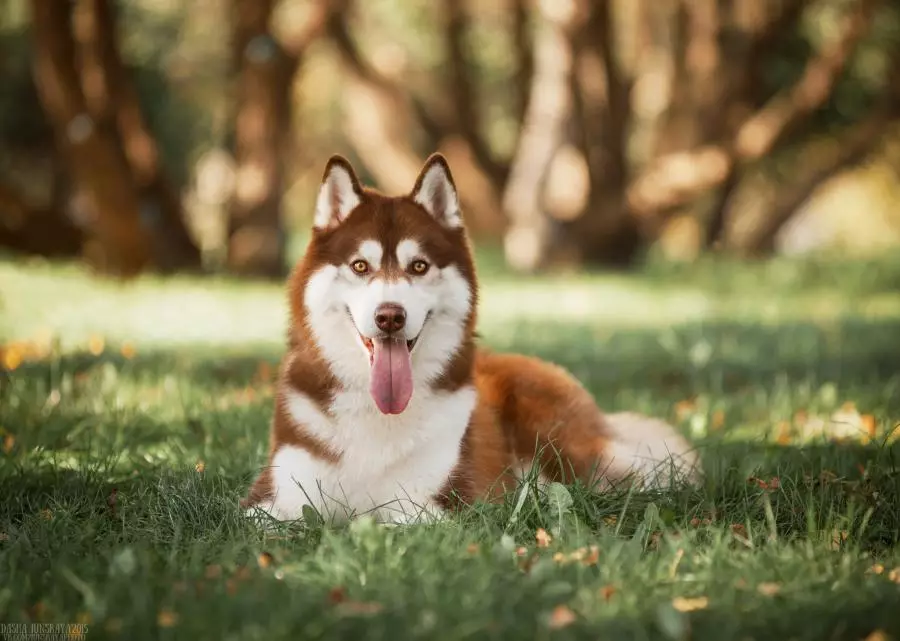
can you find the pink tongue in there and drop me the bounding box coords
[369,338,413,415]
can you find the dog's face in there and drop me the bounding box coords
[295,154,477,415]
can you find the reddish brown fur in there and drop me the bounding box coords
[244,154,627,514]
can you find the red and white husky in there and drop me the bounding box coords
[243,154,700,524]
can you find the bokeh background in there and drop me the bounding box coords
[2,0,900,279]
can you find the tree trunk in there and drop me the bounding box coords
[501,0,580,272]
[0,180,83,257]
[73,0,202,272]
[30,0,150,276]
[328,5,506,238]
[227,0,295,278]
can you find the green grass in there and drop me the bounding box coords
[2,252,900,641]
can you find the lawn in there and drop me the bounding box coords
[1,251,900,641]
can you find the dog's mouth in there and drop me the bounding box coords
[349,310,429,417]
[360,336,418,362]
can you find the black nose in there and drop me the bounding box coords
[374,303,406,334]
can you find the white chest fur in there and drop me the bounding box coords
[259,384,475,524]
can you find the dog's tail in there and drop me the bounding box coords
[600,412,702,489]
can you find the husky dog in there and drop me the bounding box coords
[243,154,700,524]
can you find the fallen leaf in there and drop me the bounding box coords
[599,585,616,602]
[756,582,781,596]
[671,596,709,612]
[711,410,725,430]
[257,552,274,568]
[195,460,206,473]
[120,342,136,359]
[675,399,697,421]
[868,564,885,575]
[157,610,178,627]
[40,509,53,521]
[536,528,552,548]
[581,545,600,566]
[1,346,23,370]
[861,414,877,441]
[776,421,792,445]
[548,604,576,629]
[88,335,105,356]
[888,568,900,583]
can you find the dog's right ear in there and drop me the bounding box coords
[313,155,363,230]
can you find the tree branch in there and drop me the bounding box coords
[440,0,505,183]
[740,54,900,252]
[628,0,880,216]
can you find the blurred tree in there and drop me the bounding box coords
[27,0,200,275]
[227,0,327,278]
[323,0,900,270]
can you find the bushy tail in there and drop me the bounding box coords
[600,412,702,489]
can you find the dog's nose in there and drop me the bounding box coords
[374,303,406,334]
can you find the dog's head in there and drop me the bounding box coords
[291,154,477,415]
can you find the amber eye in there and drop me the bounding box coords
[410,260,430,275]
[350,259,370,274]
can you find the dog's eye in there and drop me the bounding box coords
[409,260,430,275]
[350,260,370,274]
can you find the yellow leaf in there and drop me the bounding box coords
[536,528,552,548]
[888,568,900,583]
[756,582,781,596]
[88,335,105,356]
[776,421,792,445]
[861,414,877,442]
[868,564,885,575]
[862,631,890,641]
[711,410,725,431]
[257,552,273,569]
[157,610,178,627]
[121,342,137,359]
[548,604,576,629]
[195,460,206,473]
[2,347,23,370]
[672,596,709,612]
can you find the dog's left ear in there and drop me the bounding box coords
[411,153,461,228]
